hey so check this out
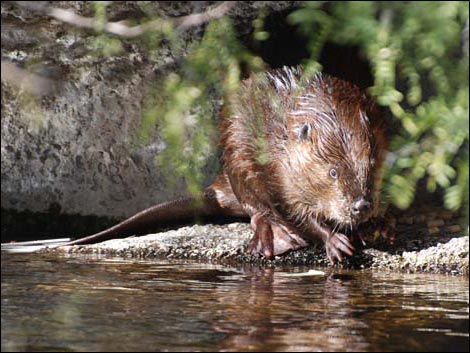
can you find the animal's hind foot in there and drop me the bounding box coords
[248,214,308,259]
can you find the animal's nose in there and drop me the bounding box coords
[351,197,371,217]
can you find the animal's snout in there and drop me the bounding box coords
[351,197,371,219]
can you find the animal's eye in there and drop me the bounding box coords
[298,123,310,140]
[329,168,338,179]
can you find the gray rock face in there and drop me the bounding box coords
[2,55,173,218]
[1,2,298,220]
[1,2,182,218]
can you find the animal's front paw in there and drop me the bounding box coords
[324,232,354,264]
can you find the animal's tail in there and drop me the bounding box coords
[65,189,225,246]
[1,173,246,251]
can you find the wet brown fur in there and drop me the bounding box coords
[66,66,389,263]
[217,66,389,260]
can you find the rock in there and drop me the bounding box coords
[368,236,469,275]
[1,1,298,223]
[46,222,469,275]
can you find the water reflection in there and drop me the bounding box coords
[1,254,468,352]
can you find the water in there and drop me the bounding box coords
[1,253,468,352]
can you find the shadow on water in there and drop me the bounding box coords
[1,253,469,352]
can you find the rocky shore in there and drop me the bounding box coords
[50,220,469,275]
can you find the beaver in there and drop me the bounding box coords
[65,66,389,263]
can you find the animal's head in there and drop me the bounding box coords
[267,68,388,228]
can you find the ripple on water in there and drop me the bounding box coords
[1,253,469,352]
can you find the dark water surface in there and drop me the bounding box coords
[1,253,468,352]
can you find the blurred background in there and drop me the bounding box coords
[1,1,468,241]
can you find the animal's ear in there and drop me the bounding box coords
[297,123,311,140]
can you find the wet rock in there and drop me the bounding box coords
[367,236,469,275]
[49,222,469,275]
